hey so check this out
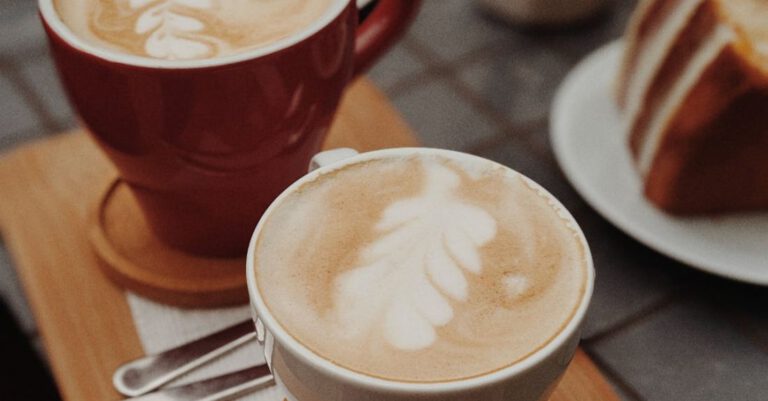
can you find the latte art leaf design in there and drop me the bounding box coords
[129,0,216,59]
[333,162,498,350]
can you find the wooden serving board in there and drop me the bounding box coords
[0,79,619,401]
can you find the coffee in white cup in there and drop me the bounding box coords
[251,149,591,387]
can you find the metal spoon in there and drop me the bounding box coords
[124,365,274,401]
[114,320,258,397]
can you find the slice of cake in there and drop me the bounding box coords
[617,0,768,214]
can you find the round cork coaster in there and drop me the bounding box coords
[89,179,248,308]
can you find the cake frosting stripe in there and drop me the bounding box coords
[645,44,764,212]
[617,0,697,108]
[619,0,703,150]
[636,23,734,175]
[617,0,768,213]
[616,0,654,107]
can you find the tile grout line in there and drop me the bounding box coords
[403,31,604,159]
[462,119,552,161]
[382,38,463,98]
[660,278,768,357]
[403,35,512,74]
[705,293,768,356]
[584,290,683,345]
[581,345,647,401]
[401,37,558,155]
[388,37,497,93]
[717,310,768,354]
[498,118,553,158]
[383,65,448,100]
[443,76,548,154]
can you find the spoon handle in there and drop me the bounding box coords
[114,320,258,397]
[124,366,274,401]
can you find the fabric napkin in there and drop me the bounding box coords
[126,293,286,400]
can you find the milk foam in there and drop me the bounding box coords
[133,0,215,59]
[254,154,588,383]
[54,0,335,60]
[334,162,497,350]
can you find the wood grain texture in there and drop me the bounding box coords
[0,79,618,401]
[91,179,250,308]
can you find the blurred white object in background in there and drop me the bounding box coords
[478,0,608,26]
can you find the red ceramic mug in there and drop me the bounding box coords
[38,0,419,257]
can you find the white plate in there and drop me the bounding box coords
[551,41,768,285]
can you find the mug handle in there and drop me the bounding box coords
[309,148,359,172]
[353,0,421,76]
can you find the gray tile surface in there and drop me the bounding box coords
[393,78,500,150]
[0,0,47,57]
[691,278,768,353]
[749,318,768,349]
[18,54,76,131]
[742,306,768,351]
[457,0,638,126]
[368,43,427,93]
[592,300,768,401]
[504,0,637,64]
[474,135,584,211]
[408,0,509,61]
[460,43,573,125]
[573,211,688,339]
[0,71,44,148]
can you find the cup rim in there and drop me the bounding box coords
[37,0,351,70]
[246,147,595,394]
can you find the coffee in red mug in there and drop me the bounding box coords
[39,0,419,256]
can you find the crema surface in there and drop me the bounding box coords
[254,154,588,383]
[54,0,335,60]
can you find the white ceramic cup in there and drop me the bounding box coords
[246,148,595,401]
